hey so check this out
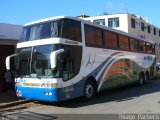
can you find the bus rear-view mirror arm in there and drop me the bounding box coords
[6,54,18,70]
[50,49,64,69]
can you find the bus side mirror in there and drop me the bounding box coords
[6,54,18,70]
[50,49,64,69]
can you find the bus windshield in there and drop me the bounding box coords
[15,45,61,78]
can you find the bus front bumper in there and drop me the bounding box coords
[16,86,59,102]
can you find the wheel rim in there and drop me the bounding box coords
[85,84,94,98]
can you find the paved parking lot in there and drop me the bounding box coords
[1,79,160,120]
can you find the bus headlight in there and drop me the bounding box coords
[15,82,22,86]
[41,83,58,88]
[44,92,52,96]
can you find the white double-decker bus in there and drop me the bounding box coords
[6,16,156,101]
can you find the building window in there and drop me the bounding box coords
[93,19,105,25]
[131,18,136,28]
[159,30,160,37]
[141,22,145,31]
[148,25,151,33]
[108,17,119,28]
[154,28,156,35]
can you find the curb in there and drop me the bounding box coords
[0,99,34,109]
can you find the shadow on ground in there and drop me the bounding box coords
[35,79,160,108]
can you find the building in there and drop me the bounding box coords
[0,23,22,92]
[80,13,160,61]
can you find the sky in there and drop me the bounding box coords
[0,0,160,27]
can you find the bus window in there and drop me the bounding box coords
[62,19,82,42]
[85,25,102,47]
[111,33,118,48]
[152,44,155,54]
[119,35,129,50]
[104,31,118,48]
[104,31,112,48]
[95,29,103,47]
[146,42,154,54]
[130,38,138,51]
[61,45,82,81]
[85,25,95,46]
[139,41,146,53]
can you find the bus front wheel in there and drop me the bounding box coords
[84,80,96,99]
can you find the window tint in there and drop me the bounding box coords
[85,25,102,47]
[119,35,129,50]
[139,41,146,52]
[62,19,82,42]
[104,31,118,48]
[130,38,138,51]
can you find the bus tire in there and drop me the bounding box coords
[139,73,144,86]
[84,80,97,100]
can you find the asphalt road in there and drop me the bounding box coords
[2,79,160,120]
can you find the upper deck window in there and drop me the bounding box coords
[21,20,62,42]
[119,35,129,50]
[62,19,82,42]
[85,25,102,47]
[20,18,82,42]
[139,41,146,53]
[104,31,118,48]
[130,38,138,51]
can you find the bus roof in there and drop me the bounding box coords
[24,16,155,44]
[24,16,80,26]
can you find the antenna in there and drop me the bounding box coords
[120,0,128,13]
[106,2,113,14]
